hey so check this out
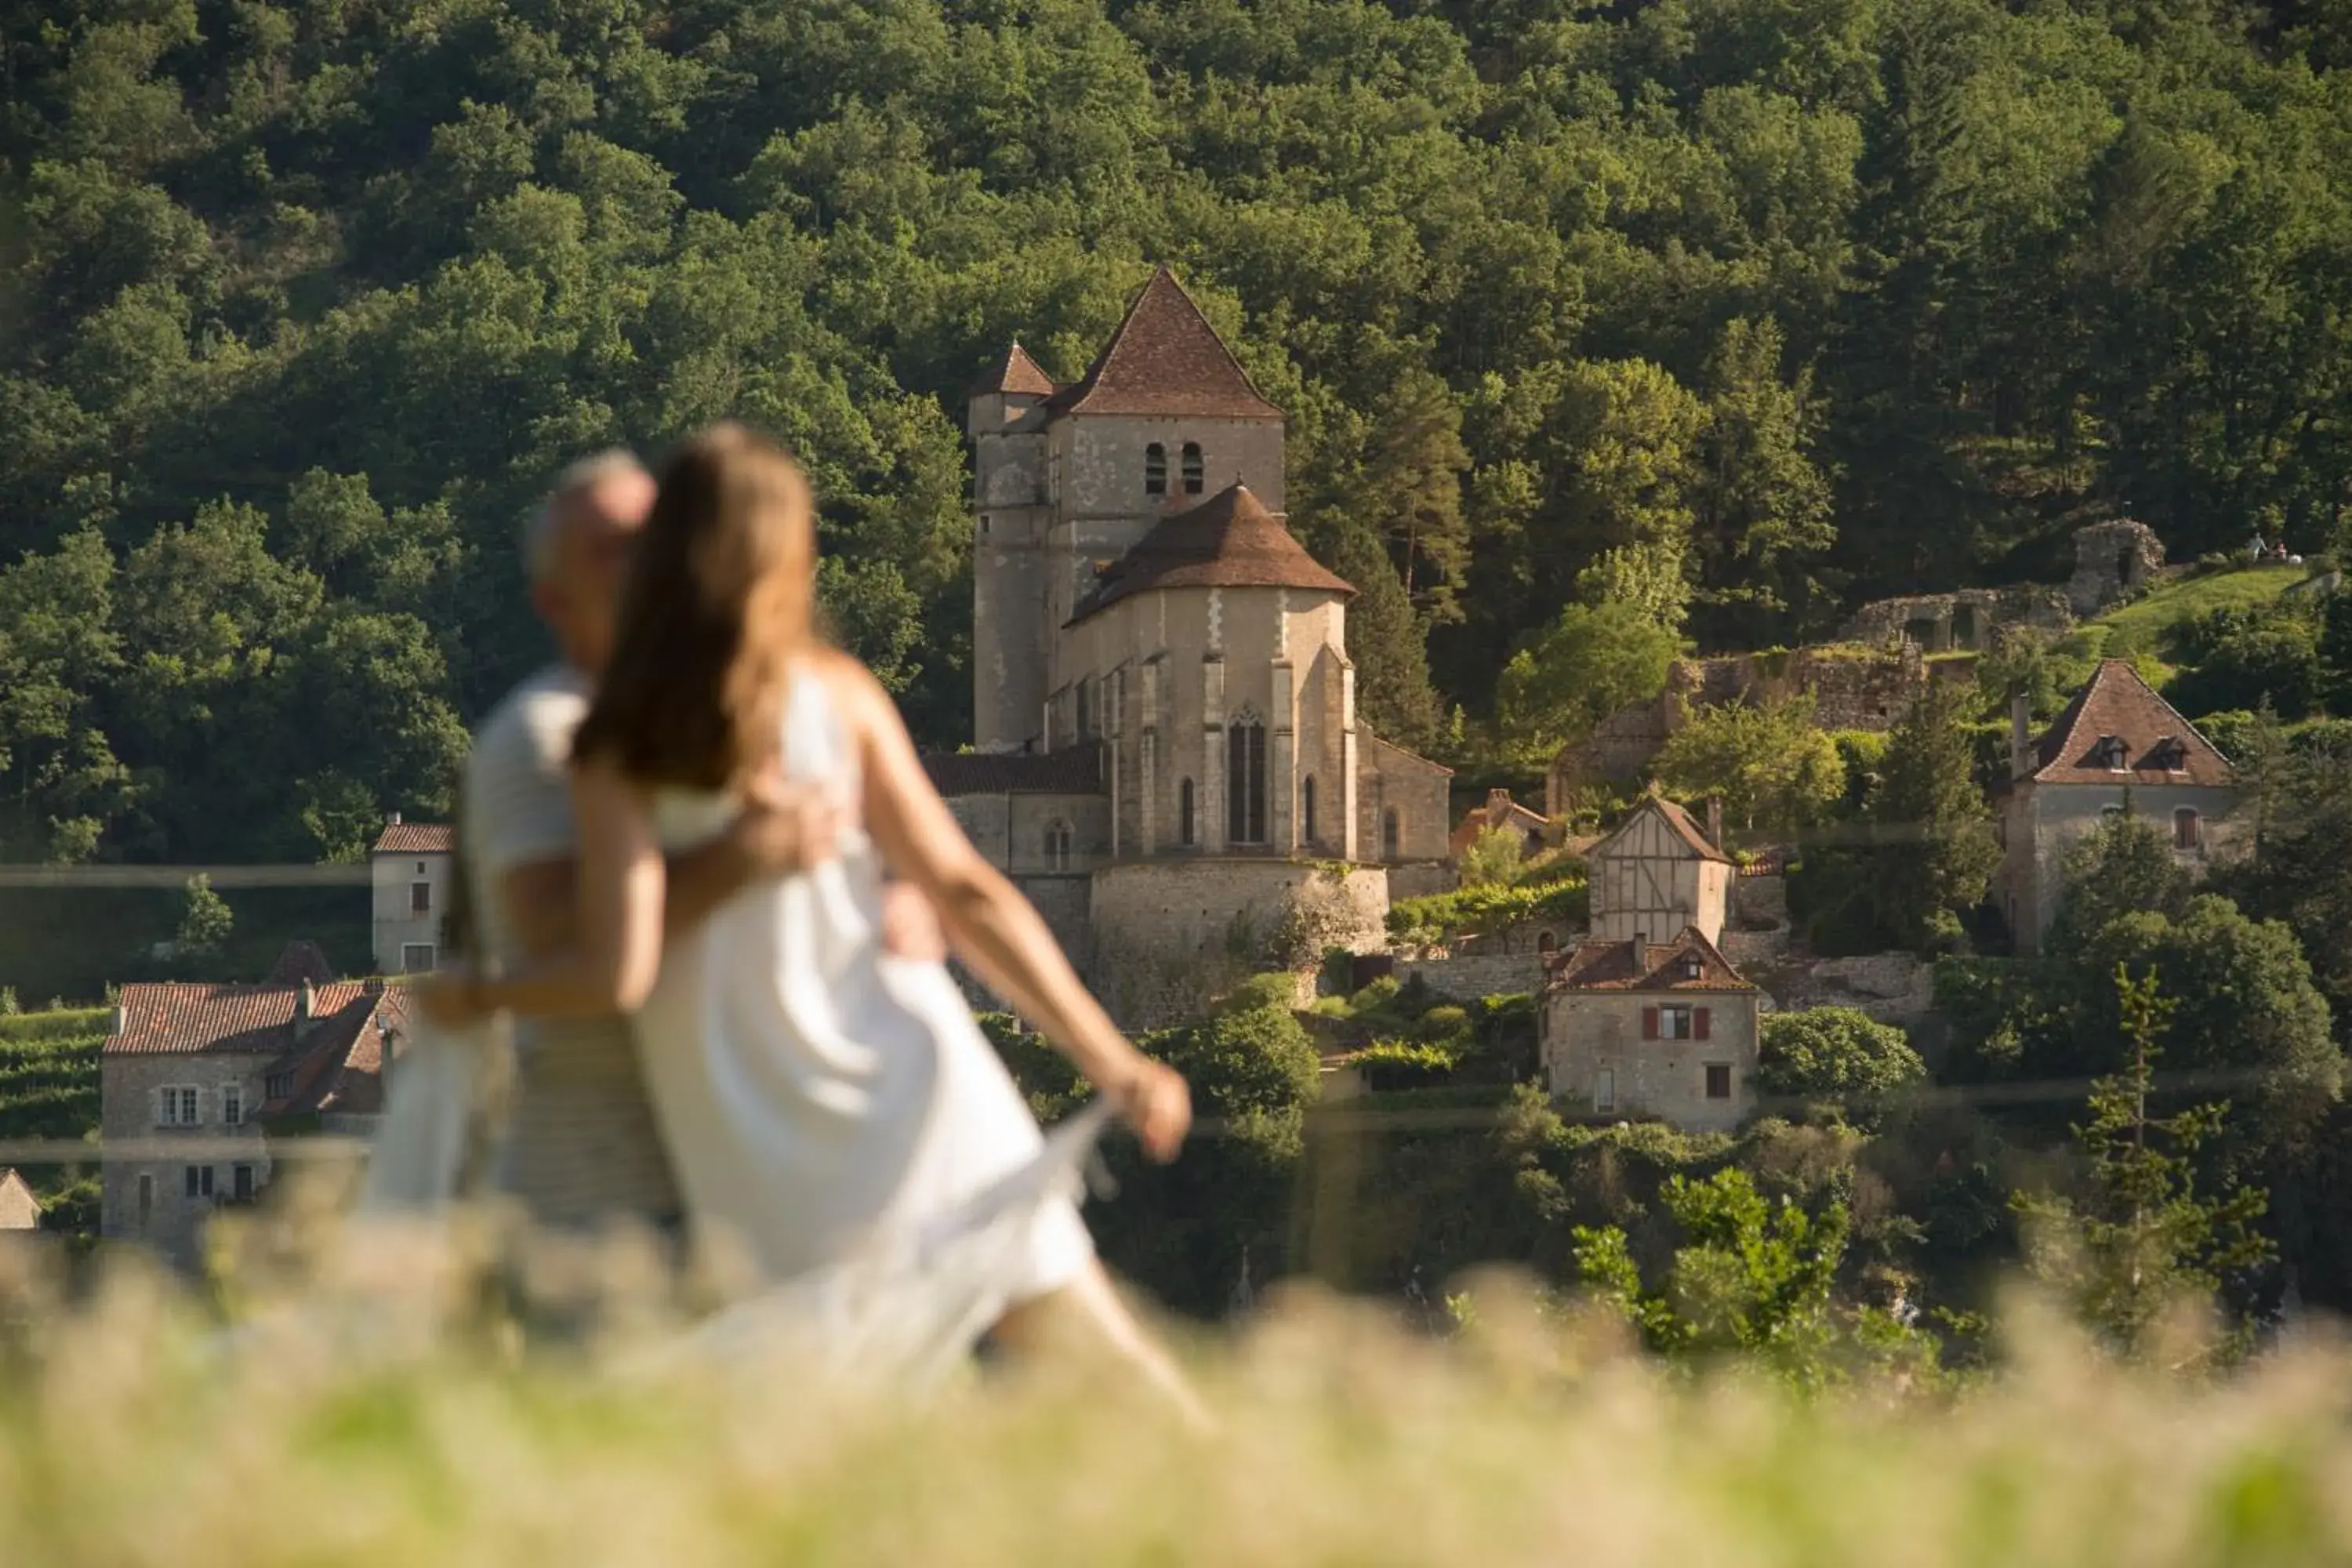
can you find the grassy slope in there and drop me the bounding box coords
[1,1268,2349,1564]
[2073,564,2306,669]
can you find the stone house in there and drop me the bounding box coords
[1995,659,2239,955]
[951,268,1450,1014]
[101,942,405,1265]
[0,1168,41,1231]
[1540,927,1762,1132]
[371,817,454,975]
[1450,788,1550,861]
[1588,793,1734,948]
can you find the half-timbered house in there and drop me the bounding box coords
[1586,793,1734,947]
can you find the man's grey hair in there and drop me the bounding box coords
[523,448,650,583]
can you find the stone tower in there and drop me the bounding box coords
[967,341,1057,753]
[966,267,1288,753]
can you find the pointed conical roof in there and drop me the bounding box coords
[968,340,1057,399]
[1047,268,1282,419]
[1068,484,1352,624]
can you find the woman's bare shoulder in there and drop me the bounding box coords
[803,648,896,731]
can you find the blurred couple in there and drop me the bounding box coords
[416,426,1195,1406]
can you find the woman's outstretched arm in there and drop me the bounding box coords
[837,655,1190,1161]
[416,761,667,1022]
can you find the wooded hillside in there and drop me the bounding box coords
[2,0,2349,869]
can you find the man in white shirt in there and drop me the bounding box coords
[463,450,938,1232]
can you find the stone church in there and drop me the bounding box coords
[932,267,1452,1018]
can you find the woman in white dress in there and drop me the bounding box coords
[421,424,1196,1400]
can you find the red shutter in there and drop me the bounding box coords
[1695,1007,1712,1040]
[1642,1007,1659,1040]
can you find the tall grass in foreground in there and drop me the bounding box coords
[4,1210,2349,1568]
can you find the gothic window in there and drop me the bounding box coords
[1227,713,1266,844]
[1381,807,1401,862]
[1178,779,1196,847]
[1301,775,1318,845]
[1181,441,1204,495]
[1044,820,1073,871]
[1145,444,1167,496]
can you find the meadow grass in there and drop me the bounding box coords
[4,1219,2351,1567]
[2088,565,2305,662]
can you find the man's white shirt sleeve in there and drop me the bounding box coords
[465,682,590,879]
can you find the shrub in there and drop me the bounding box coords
[1218,973,1300,1017]
[1386,876,1589,948]
[1416,1005,1473,1047]
[0,988,16,1017]
[1755,1007,1926,1123]
[1458,826,1526,887]
[1355,1039,1460,1091]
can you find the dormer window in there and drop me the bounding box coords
[2151,735,2185,773]
[1144,443,1167,496]
[1181,441,1204,495]
[1681,956,1704,981]
[2096,735,2130,771]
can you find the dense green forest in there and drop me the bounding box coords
[2,0,2350,871]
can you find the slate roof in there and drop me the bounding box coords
[970,340,1057,399]
[2027,659,2234,786]
[372,821,454,854]
[925,745,1106,798]
[263,940,336,989]
[1592,795,1733,866]
[1069,485,1353,624]
[1045,268,1283,420]
[1547,926,1755,993]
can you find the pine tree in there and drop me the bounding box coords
[2015,966,2272,1364]
[1869,680,2000,950]
[1331,525,1442,752]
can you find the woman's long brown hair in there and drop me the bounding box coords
[572,423,818,790]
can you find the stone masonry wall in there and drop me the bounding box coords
[1396,952,1543,1001]
[1088,859,1389,1027]
[101,1051,274,1265]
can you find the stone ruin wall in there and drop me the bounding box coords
[1838,585,2074,655]
[2067,518,2166,616]
[1548,646,1927,812]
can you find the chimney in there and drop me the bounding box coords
[111,1004,125,1037]
[293,978,317,1040]
[1705,796,1724,851]
[2010,691,2034,782]
[388,810,401,826]
[1489,787,1511,808]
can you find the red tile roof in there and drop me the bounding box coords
[1069,485,1352,624]
[1046,268,1283,420]
[372,822,454,854]
[2028,659,2234,786]
[107,974,402,1060]
[970,340,1058,399]
[925,745,1105,798]
[1547,926,1755,993]
[261,989,405,1117]
[1450,790,1550,855]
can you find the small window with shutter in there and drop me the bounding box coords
[1704,1063,1732,1099]
[2174,808,2201,849]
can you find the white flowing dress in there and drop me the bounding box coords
[631,666,1095,1307]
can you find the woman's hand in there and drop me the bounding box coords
[412,965,488,1029]
[1105,1056,1191,1163]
